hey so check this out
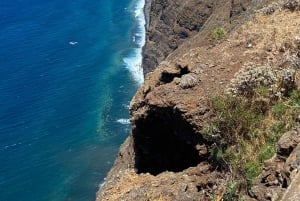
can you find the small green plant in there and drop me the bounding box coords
[271,122,286,136]
[245,162,262,184]
[210,146,226,168]
[258,142,275,162]
[289,89,300,106]
[223,182,239,201]
[209,27,225,42]
[272,102,287,119]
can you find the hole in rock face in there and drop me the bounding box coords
[160,65,189,83]
[133,107,203,175]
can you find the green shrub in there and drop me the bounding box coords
[210,95,264,144]
[209,27,225,42]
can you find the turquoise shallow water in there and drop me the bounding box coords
[0,0,144,200]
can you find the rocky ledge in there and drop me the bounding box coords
[97,0,300,200]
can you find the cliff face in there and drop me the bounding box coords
[142,0,264,74]
[97,0,300,200]
[142,0,213,74]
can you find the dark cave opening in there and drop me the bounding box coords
[133,107,203,175]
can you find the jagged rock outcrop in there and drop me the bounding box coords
[97,0,300,200]
[244,127,300,201]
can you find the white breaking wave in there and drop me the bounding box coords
[116,118,131,125]
[123,0,145,85]
[123,49,144,85]
[133,0,146,52]
[99,178,106,188]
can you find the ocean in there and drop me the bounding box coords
[0,0,144,201]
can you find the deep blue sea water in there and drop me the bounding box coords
[0,0,144,200]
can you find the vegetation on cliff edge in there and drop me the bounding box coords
[203,66,300,199]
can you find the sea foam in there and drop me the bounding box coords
[116,118,131,125]
[123,0,145,85]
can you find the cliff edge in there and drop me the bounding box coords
[97,0,300,200]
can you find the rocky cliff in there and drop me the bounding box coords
[142,0,278,74]
[97,0,300,200]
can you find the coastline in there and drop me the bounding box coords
[96,0,149,195]
[143,0,152,30]
[96,0,148,196]
[122,0,146,85]
[141,0,152,76]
